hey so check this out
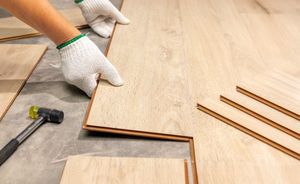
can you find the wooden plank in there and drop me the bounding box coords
[220,92,300,139]
[197,99,300,160]
[0,8,87,42]
[237,75,300,120]
[0,44,47,121]
[60,156,188,184]
[85,0,194,137]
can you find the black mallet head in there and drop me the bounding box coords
[29,106,64,123]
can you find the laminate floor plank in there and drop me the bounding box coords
[221,91,300,139]
[60,156,188,184]
[0,8,87,41]
[85,0,194,137]
[0,44,47,121]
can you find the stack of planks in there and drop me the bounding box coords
[197,70,300,160]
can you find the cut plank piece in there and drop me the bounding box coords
[0,44,47,120]
[220,92,300,140]
[0,8,87,42]
[60,156,188,184]
[197,99,300,160]
[237,71,300,120]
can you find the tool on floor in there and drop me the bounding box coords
[0,106,64,166]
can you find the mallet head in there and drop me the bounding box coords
[29,106,64,124]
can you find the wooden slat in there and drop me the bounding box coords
[0,8,87,42]
[60,156,188,184]
[197,99,300,160]
[0,44,47,121]
[221,92,300,139]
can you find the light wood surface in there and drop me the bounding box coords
[60,156,188,184]
[85,0,194,137]
[0,44,47,121]
[220,92,300,139]
[0,8,87,42]
[197,99,300,159]
[84,0,300,183]
[237,73,300,121]
[233,0,300,14]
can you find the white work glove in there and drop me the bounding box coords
[76,0,130,38]
[58,34,123,97]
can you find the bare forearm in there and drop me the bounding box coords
[0,0,80,44]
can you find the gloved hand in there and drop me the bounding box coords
[58,34,123,97]
[76,0,130,38]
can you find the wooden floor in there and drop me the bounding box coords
[60,156,188,184]
[83,0,300,183]
[0,44,47,121]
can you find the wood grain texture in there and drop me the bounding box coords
[197,99,300,160]
[84,0,300,183]
[0,44,47,121]
[192,1,300,182]
[237,72,300,120]
[233,0,300,14]
[0,8,87,42]
[85,0,194,137]
[60,156,187,184]
[220,92,300,139]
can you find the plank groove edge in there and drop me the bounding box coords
[220,95,300,140]
[184,160,189,184]
[236,86,300,121]
[197,103,300,160]
[83,125,192,141]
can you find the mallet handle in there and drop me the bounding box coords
[16,117,44,143]
[0,117,44,166]
[0,139,19,166]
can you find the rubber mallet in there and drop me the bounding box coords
[0,106,64,166]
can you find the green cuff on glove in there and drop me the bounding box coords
[75,0,84,4]
[56,34,86,50]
